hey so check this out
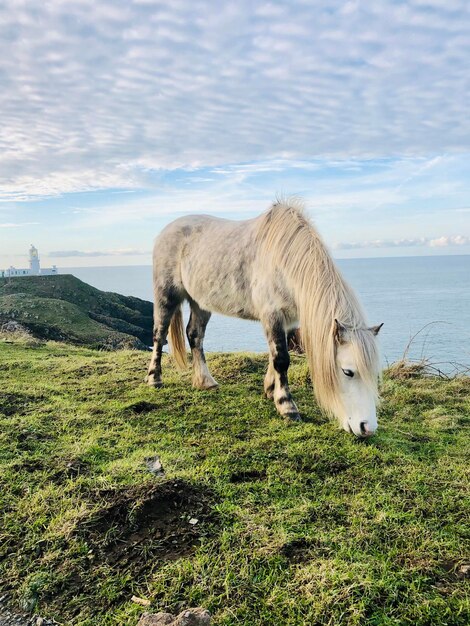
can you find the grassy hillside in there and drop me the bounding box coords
[0,275,153,349]
[0,340,469,626]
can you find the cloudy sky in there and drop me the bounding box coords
[1,0,469,268]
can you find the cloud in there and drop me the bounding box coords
[0,222,40,228]
[336,235,470,250]
[49,248,150,258]
[1,0,469,200]
[429,235,470,247]
[61,153,466,232]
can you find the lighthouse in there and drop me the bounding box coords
[29,244,40,275]
[0,246,58,278]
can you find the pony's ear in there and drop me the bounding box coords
[369,323,384,336]
[334,319,348,343]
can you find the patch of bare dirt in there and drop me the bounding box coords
[50,458,91,482]
[280,538,333,563]
[439,559,470,581]
[80,480,217,575]
[228,469,266,483]
[0,392,43,417]
[126,401,160,415]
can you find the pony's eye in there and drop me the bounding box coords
[342,369,354,378]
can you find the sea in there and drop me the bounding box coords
[67,256,470,371]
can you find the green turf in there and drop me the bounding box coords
[0,340,468,625]
[0,275,152,348]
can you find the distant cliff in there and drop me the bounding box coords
[0,274,153,350]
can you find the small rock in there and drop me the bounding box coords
[458,563,470,578]
[188,518,198,525]
[137,608,211,626]
[176,608,211,626]
[138,613,174,626]
[145,455,165,476]
[1,320,28,334]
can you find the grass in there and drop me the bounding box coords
[0,275,153,348]
[0,339,469,625]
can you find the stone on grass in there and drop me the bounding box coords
[137,608,211,626]
[145,455,165,476]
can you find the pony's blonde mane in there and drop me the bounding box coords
[256,198,380,418]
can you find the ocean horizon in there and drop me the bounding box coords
[64,255,470,372]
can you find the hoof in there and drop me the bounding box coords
[146,378,163,388]
[192,373,218,390]
[193,381,219,390]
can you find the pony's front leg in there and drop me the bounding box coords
[264,359,275,399]
[147,340,163,388]
[146,303,176,388]
[262,313,301,421]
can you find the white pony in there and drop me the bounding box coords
[147,199,383,437]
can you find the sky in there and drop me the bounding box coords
[1,0,469,268]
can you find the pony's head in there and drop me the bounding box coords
[255,199,384,437]
[333,320,383,437]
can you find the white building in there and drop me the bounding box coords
[1,245,58,278]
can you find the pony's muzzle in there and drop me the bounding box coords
[359,421,374,437]
[346,419,375,437]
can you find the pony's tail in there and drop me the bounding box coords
[168,304,188,370]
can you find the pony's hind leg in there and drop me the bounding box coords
[147,299,178,388]
[186,300,218,390]
[262,313,300,421]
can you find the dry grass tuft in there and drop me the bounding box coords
[386,321,469,381]
[386,358,429,380]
